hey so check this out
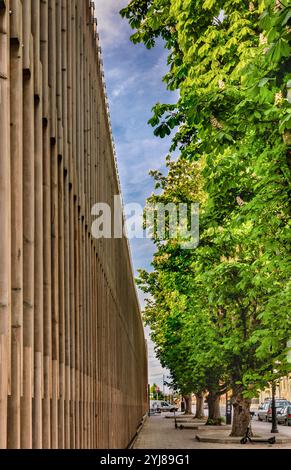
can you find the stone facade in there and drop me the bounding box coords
[259,376,291,403]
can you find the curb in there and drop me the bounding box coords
[196,425,232,431]
[127,414,148,449]
[195,434,291,444]
[176,423,232,431]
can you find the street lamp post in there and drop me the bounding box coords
[271,381,279,434]
[225,391,232,425]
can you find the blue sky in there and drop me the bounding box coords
[95,0,176,390]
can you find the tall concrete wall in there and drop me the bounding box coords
[0,0,148,449]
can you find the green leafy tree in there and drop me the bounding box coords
[139,158,230,422]
[123,0,291,436]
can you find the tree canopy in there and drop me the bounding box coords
[122,0,291,435]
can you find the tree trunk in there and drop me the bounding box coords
[230,393,251,437]
[195,393,205,419]
[206,392,221,425]
[183,395,193,415]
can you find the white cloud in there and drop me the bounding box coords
[111,74,139,98]
[95,0,129,48]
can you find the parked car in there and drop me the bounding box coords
[150,400,178,413]
[267,400,291,422]
[276,406,289,425]
[157,401,178,413]
[287,406,291,426]
[258,402,270,421]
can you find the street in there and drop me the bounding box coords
[251,418,291,438]
[215,405,291,438]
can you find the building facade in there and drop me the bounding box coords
[0,0,147,449]
[259,376,291,403]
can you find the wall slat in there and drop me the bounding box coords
[0,0,148,449]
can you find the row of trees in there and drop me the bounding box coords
[121,0,291,436]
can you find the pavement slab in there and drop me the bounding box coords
[133,414,291,449]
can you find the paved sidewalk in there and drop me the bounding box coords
[133,414,291,449]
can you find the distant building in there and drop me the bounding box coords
[259,375,291,402]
